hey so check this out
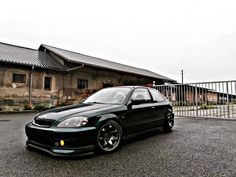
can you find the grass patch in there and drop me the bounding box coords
[24,105,32,110]
[34,104,49,111]
[199,104,216,110]
[13,108,20,112]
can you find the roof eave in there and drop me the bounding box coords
[0,60,66,71]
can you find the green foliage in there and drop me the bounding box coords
[199,104,215,110]
[13,108,20,112]
[34,104,49,111]
[59,102,66,107]
[24,105,32,110]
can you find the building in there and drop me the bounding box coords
[0,42,176,111]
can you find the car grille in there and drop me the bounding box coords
[33,118,55,127]
[26,128,53,146]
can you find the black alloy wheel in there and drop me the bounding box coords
[96,120,122,153]
[163,112,174,132]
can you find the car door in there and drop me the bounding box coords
[123,88,156,135]
[148,88,167,126]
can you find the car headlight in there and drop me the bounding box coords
[57,117,88,128]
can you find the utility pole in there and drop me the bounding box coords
[181,69,184,84]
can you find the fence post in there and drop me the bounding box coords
[226,82,230,118]
[195,84,198,116]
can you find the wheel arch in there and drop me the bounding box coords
[95,113,122,128]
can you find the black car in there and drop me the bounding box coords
[25,86,174,157]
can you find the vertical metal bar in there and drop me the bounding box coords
[219,82,221,117]
[187,85,189,116]
[226,81,230,118]
[223,82,225,117]
[183,84,186,116]
[234,81,236,118]
[210,83,212,117]
[168,86,170,102]
[178,85,180,114]
[231,81,233,118]
[191,85,193,116]
[235,81,236,118]
[181,85,184,115]
[205,83,208,117]
[195,84,198,117]
[215,82,218,117]
[199,84,202,117]
[182,85,184,116]
[206,83,208,116]
[185,84,187,116]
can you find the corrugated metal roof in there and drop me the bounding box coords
[40,44,175,82]
[0,42,66,71]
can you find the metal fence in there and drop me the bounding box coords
[154,80,236,118]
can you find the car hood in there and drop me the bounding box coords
[35,103,123,121]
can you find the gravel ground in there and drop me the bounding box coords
[0,113,236,177]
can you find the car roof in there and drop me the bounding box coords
[108,86,151,89]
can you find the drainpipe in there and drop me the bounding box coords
[64,64,84,100]
[29,65,34,108]
[66,64,84,72]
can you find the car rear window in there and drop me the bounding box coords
[149,88,165,102]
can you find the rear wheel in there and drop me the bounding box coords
[163,112,174,132]
[96,120,122,153]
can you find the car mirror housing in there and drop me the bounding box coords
[130,99,148,106]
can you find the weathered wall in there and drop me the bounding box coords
[0,63,156,111]
[0,65,64,110]
[64,66,154,101]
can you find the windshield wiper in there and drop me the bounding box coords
[86,101,104,104]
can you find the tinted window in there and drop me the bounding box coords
[149,88,165,102]
[131,88,151,101]
[13,73,26,83]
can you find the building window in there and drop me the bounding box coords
[77,79,88,89]
[44,77,52,90]
[12,73,26,83]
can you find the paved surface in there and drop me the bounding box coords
[0,113,236,177]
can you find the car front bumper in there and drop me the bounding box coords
[25,122,96,157]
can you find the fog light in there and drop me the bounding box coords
[60,140,65,146]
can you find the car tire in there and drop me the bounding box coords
[163,111,174,132]
[96,120,122,153]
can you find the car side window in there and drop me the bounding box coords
[131,88,151,102]
[149,88,165,102]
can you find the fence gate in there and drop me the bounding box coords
[153,81,236,118]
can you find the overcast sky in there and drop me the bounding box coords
[1,0,236,83]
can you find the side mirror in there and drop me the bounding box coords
[130,99,147,106]
[127,99,148,110]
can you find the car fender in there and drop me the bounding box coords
[95,113,121,128]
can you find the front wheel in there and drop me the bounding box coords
[96,120,122,153]
[163,112,174,132]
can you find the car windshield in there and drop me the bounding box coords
[84,87,131,105]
